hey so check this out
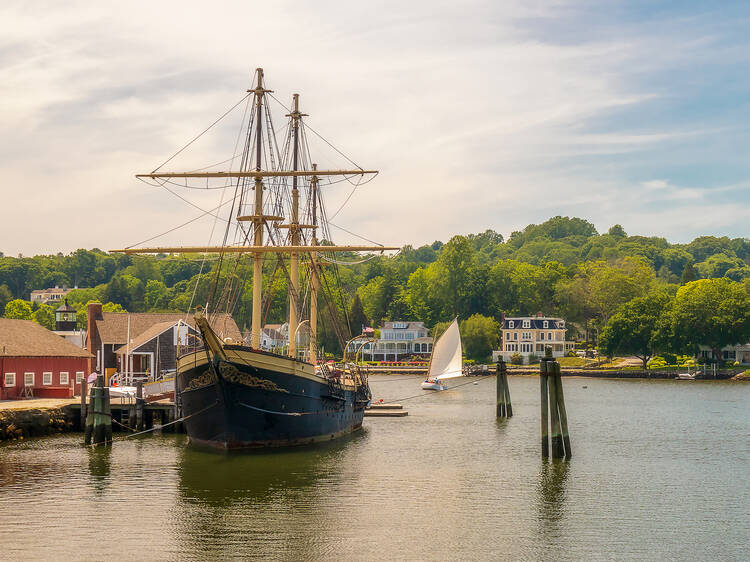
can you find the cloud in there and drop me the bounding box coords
[1,1,750,256]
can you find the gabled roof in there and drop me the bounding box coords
[115,320,197,354]
[0,319,92,358]
[93,312,242,345]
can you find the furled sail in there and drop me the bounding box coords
[427,318,463,381]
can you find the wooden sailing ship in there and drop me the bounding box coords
[113,69,397,449]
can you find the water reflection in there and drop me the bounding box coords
[536,459,570,524]
[86,446,112,495]
[174,437,361,559]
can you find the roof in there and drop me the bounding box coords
[504,317,565,330]
[31,287,72,295]
[93,312,242,345]
[0,319,92,358]
[114,320,186,354]
[381,321,426,330]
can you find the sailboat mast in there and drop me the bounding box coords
[288,93,302,358]
[250,68,266,349]
[309,163,319,364]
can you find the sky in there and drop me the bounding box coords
[1,0,749,256]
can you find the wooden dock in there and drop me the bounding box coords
[365,403,408,417]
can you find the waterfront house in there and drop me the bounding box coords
[493,314,575,364]
[699,343,750,364]
[0,318,91,399]
[30,285,77,305]
[347,321,432,362]
[85,302,242,382]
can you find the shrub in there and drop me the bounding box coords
[528,353,539,364]
[510,352,523,365]
[662,352,677,365]
[648,356,667,369]
[566,350,577,357]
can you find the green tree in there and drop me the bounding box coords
[460,314,500,361]
[694,253,744,279]
[4,299,33,320]
[598,291,672,369]
[0,284,12,313]
[144,280,170,310]
[680,261,697,284]
[32,304,56,330]
[666,278,750,358]
[349,293,368,332]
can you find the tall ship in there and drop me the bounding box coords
[114,69,397,449]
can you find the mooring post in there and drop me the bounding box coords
[496,359,507,417]
[80,375,88,430]
[85,374,112,446]
[553,361,571,458]
[136,381,144,432]
[548,359,564,458]
[502,363,512,417]
[540,353,550,458]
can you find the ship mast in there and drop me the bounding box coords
[250,68,269,349]
[310,163,319,364]
[287,93,305,359]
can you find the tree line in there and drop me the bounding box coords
[3,216,750,361]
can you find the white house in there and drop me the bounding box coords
[493,314,575,364]
[346,321,432,362]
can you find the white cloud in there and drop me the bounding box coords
[0,1,748,255]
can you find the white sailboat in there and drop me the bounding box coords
[421,319,464,391]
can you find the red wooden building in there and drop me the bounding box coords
[0,318,91,399]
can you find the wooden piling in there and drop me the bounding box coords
[502,367,513,417]
[80,375,88,430]
[135,382,144,432]
[540,358,549,458]
[548,362,564,458]
[496,360,507,417]
[85,374,112,446]
[553,362,571,459]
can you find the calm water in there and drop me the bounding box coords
[0,376,748,561]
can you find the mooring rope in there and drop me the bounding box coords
[237,400,339,417]
[116,400,220,440]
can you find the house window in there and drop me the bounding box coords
[24,372,35,386]
[522,332,532,340]
[549,332,553,341]
[43,372,52,385]
[543,320,548,328]
[522,320,530,328]
[60,372,69,385]
[76,371,84,383]
[508,321,514,329]
[540,332,545,341]
[4,373,15,386]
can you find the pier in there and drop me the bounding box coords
[0,396,181,441]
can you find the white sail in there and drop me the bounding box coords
[428,318,463,381]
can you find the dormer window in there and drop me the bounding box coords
[522,320,530,328]
[508,320,514,329]
[543,320,548,328]
[557,321,565,329]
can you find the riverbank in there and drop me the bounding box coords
[0,404,78,442]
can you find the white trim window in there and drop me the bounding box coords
[540,332,545,341]
[24,372,35,386]
[508,320,514,329]
[522,332,532,340]
[60,372,70,385]
[549,332,553,341]
[76,371,84,384]
[522,320,530,328]
[543,320,549,328]
[43,372,52,385]
[4,372,15,386]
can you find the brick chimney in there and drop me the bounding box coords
[86,302,103,373]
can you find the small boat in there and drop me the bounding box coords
[421,319,464,391]
[675,372,696,380]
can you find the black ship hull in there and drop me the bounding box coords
[176,346,370,450]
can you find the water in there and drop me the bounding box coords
[1,376,748,561]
